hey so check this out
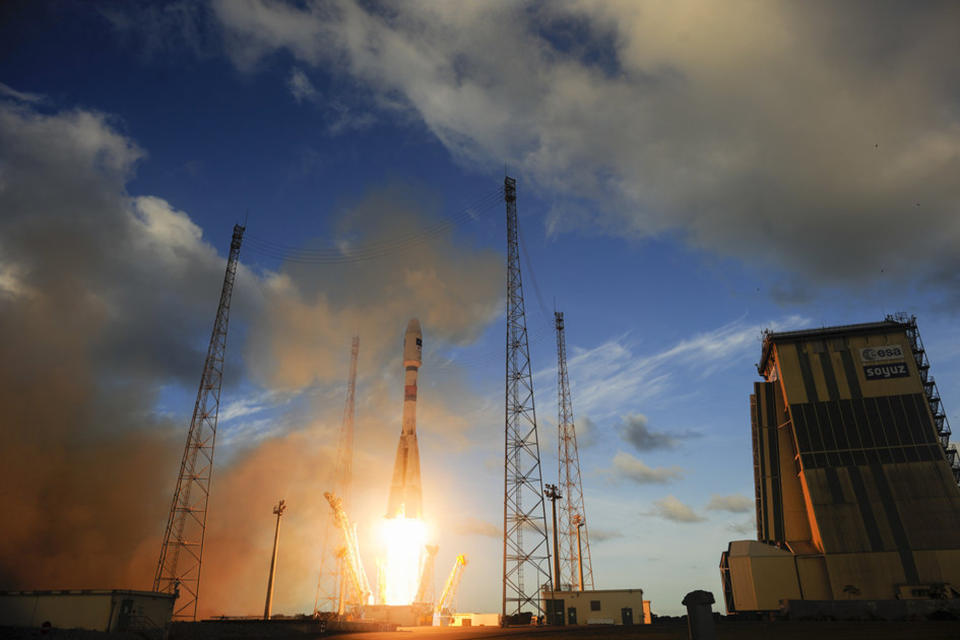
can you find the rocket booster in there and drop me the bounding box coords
[386,318,423,519]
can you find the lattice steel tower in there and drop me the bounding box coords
[314,335,361,614]
[554,311,595,591]
[502,176,551,620]
[154,224,244,620]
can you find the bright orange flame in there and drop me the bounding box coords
[380,516,427,605]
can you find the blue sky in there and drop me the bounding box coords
[2,0,960,618]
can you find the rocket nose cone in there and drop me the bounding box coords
[404,318,422,365]
[405,317,421,336]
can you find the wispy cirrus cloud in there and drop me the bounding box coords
[0,82,45,104]
[546,315,809,421]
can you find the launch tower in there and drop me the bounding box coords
[502,176,551,621]
[555,311,594,591]
[721,316,960,614]
[154,224,244,620]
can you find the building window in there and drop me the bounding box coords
[590,600,601,611]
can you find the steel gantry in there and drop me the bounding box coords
[555,311,595,591]
[154,224,245,620]
[502,176,551,622]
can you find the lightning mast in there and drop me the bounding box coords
[555,311,594,590]
[315,336,360,614]
[154,224,245,620]
[502,176,552,621]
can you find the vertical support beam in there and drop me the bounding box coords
[264,499,287,620]
[545,484,563,625]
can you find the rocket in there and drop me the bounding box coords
[386,318,423,519]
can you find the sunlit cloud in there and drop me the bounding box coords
[706,494,754,514]
[609,451,683,485]
[648,495,705,523]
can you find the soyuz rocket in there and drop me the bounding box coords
[386,318,423,519]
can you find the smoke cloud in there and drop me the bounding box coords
[245,184,502,391]
[0,96,504,615]
[0,101,231,590]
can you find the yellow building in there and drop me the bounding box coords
[541,588,646,625]
[721,317,960,613]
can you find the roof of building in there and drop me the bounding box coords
[758,317,912,373]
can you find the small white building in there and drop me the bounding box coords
[450,612,500,627]
[0,589,175,636]
[541,587,648,625]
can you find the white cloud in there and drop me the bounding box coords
[610,451,682,484]
[287,67,317,103]
[650,495,705,523]
[211,1,960,299]
[706,494,754,513]
[219,389,297,423]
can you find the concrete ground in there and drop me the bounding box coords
[337,620,960,640]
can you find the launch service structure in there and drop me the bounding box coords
[502,176,552,621]
[154,224,245,621]
[315,336,360,614]
[721,316,960,615]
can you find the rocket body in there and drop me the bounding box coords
[386,318,423,519]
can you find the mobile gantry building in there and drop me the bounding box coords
[721,316,960,613]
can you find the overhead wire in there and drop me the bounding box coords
[432,199,554,372]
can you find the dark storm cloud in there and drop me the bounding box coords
[214,1,960,300]
[619,413,696,451]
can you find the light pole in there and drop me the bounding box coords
[544,484,563,625]
[572,514,585,591]
[264,499,287,620]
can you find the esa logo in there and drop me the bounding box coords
[863,362,909,380]
[860,345,904,362]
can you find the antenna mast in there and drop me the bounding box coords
[555,311,595,590]
[502,176,552,620]
[154,224,245,620]
[315,336,360,614]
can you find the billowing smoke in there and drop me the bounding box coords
[0,101,231,590]
[0,96,504,615]
[245,184,502,391]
